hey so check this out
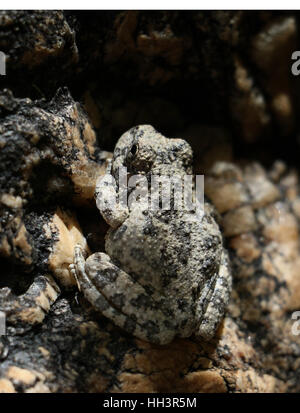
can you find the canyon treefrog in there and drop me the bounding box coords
[70,125,232,344]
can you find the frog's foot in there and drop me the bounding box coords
[196,250,232,340]
[69,244,88,291]
[71,245,176,345]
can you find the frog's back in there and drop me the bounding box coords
[105,204,223,294]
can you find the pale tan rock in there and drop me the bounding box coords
[0,235,11,257]
[46,208,89,287]
[6,366,36,386]
[0,194,23,209]
[229,233,261,263]
[235,369,284,393]
[184,370,227,393]
[251,17,297,135]
[259,203,299,254]
[244,166,280,209]
[1,275,60,326]
[223,206,257,237]
[231,56,270,143]
[292,198,300,218]
[38,347,51,359]
[268,160,287,182]
[0,378,16,393]
[205,162,248,213]
[14,224,32,265]
[205,180,248,213]
[25,383,51,393]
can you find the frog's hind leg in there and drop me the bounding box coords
[71,245,139,336]
[71,244,176,345]
[196,250,232,341]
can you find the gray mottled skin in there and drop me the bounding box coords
[70,125,232,345]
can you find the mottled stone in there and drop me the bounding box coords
[0,88,104,288]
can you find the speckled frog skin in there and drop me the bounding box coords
[70,125,232,344]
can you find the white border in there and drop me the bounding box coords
[3,1,300,10]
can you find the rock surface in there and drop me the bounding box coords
[0,10,300,393]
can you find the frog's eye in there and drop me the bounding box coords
[126,143,139,162]
[130,144,138,156]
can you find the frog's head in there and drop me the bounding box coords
[111,125,193,176]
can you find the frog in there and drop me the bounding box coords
[69,125,232,345]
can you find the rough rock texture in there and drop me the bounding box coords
[0,11,78,96]
[1,10,300,393]
[0,88,104,295]
[70,11,299,151]
[2,10,299,150]
[2,148,300,392]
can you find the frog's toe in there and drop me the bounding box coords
[74,243,87,259]
[196,251,232,340]
[69,262,75,273]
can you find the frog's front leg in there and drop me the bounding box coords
[95,161,129,229]
[196,250,232,340]
[71,245,177,345]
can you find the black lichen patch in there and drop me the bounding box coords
[27,160,74,208]
[24,211,58,273]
